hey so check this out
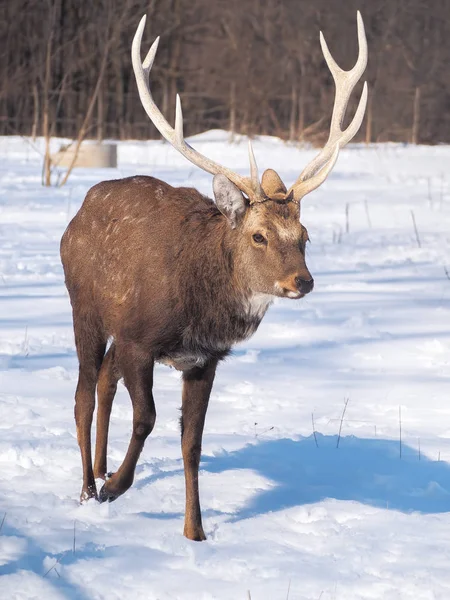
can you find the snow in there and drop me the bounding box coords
[1,132,450,599]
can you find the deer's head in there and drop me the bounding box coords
[132,13,368,299]
[211,169,310,298]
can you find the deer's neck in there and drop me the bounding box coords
[177,218,272,352]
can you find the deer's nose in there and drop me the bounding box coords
[295,276,314,295]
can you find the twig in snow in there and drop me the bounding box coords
[336,398,349,448]
[345,203,350,234]
[364,199,372,229]
[43,560,59,578]
[444,267,450,281]
[286,579,291,599]
[332,225,343,244]
[427,177,432,208]
[312,413,319,448]
[438,451,441,462]
[0,512,6,534]
[256,426,274,438]
[410,210,421,248]
[247,591,252,600]
[43,552,68,578]
[73,519,76,554]
[399,406,402,459]
[22,326,29,356]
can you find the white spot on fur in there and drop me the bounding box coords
[275,282,301,299]
[245,293,273,320]
[159,353,207,371]
[274,282,284,294]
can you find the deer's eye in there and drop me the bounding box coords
[252,233,266,244]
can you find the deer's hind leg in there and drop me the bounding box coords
[99,343,155,503]
[73,311,106,502]
[94,343,120,481]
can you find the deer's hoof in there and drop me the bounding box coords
[80,485,98,504]
[98,483,119,503]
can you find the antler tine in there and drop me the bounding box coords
[288,12,368,201]
[292,144,339,202]
[175,94,184,143]
[132,16,262,203]
[247,140,263,200]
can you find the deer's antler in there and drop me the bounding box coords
[132,16,263,203]
[132,13,368,207]
[288,12,368,202]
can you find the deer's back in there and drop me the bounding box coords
[61,176,223,339]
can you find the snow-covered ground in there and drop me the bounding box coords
[1,131,450,599]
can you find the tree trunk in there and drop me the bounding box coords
[297,70,305,142]
[59,41,110,187]
[411,85,421,145]
[32,84,39,140]
[168,2,182,133]
[228,82,236,143]
[289,85,297,142]
[114,58,125,139]
[42,13,55,187]
[97,83,104,142]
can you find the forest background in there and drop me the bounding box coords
[2,0,449,145]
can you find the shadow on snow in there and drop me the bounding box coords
[202,434,450,520]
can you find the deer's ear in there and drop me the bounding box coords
[213,174,246,228]
[261,168,287,197]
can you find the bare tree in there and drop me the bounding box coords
[2,0,450,145]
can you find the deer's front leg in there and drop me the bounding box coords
[181,359,218,541]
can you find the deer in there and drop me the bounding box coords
[60,12,367,541]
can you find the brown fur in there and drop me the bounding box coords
[61,174,313,540]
